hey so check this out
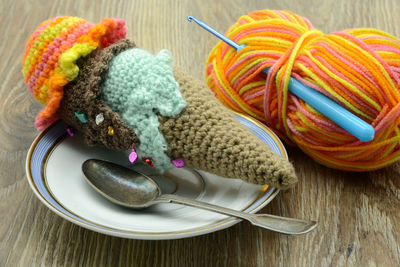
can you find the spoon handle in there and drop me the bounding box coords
[158,194,317,235]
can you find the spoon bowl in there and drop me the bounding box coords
[82,159,318,235]
[82,159,161,208]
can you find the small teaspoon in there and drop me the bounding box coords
[82,159,317,235]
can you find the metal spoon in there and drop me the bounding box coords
[82,159,317,235]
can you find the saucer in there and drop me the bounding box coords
[26,113,287,239]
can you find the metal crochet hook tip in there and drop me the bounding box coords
[187,16,375,142]
[187,16,246,51]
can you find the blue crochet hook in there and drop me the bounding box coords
[188,16,375,142]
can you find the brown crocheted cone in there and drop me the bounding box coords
[57,39,140,150]
[159,67,298,189]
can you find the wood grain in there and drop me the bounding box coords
[1,0,400,266]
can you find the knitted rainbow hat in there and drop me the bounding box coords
[22,16,127,130]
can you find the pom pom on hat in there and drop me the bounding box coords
[22,16,127,130]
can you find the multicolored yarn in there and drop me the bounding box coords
[206,9,400,171]
[22,16,127,130]
[101,48,187,171]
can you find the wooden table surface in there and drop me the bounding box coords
[1,0,400,266]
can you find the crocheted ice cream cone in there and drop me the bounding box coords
[22,17,298,189]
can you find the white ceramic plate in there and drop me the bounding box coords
[26,113,287,240]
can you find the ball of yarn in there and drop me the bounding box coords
[206,9,400,171]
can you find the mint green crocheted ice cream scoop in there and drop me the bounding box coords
[101,48,187,171]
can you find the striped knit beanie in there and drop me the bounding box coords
[22,16,127,130]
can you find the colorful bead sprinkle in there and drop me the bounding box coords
[141,157,154,167]
[171,158,185,168]
[129,148,138,164]
[95,113,104,125]
[107,126,114,136]
[74,112,88,123]
[66,126,74,136]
